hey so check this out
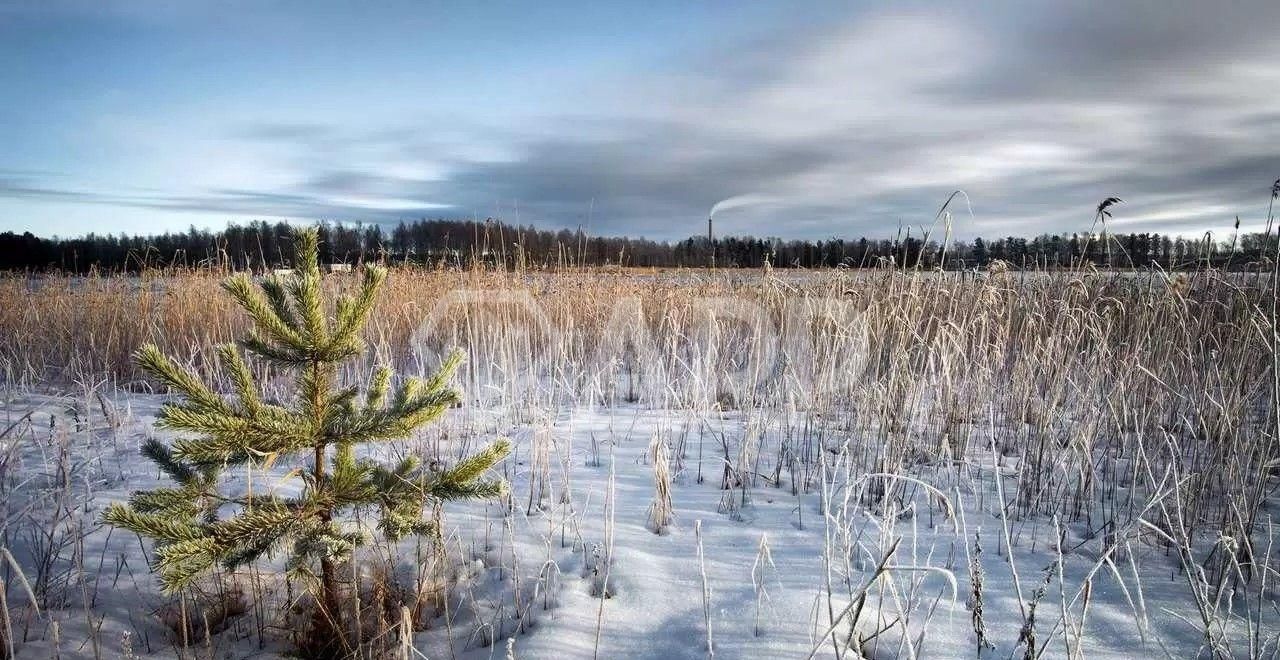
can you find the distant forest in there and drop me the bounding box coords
[0,218,1275,272]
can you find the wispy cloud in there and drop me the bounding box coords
[2,2,1278,239]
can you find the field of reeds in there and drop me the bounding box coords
[0,261,1276,658]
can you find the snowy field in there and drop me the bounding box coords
[0,267,1276,659]
[0,388,1273,659]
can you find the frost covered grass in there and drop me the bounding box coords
[0,262,1277,658]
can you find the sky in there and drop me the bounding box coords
[1,0,1279,241]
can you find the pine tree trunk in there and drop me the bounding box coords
[309,355,348,658]
[310,440,349,658]
[320,555,343,647]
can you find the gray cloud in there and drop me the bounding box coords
[0,176,444,224]
[385,3,1280,238]
[4,2,1278,240]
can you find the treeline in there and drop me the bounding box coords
[0,217,1275,272]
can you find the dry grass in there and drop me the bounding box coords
[1,265,1273,545]
[0,261,1276,657]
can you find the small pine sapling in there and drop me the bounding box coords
[103,228,510,657]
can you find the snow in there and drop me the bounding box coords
[0,388,1271,659]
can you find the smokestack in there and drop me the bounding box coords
[707,214,714,270]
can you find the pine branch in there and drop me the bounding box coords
[140,436,196,484]
[292,228,321,276]
[207,505,302,569]
[365,366,392,409]
[331,265,387,347]
[217,343,263,415]
[334,387,460,444]
[429,477,506,501]
[160,404,312,464]
[440,439,511,487]
[103,504,203,543]
[240,333,308,365]
[377,508,435,541]
[259,274,299,328]
[287,271,328,344]
[152,537,224,593]
[134,344,229,414]
[285,230,328,344]
[325,386,360,421]
[128,488,201,517]
[222,274,307,352]
[290,522,365,562]
[422,350,464,394]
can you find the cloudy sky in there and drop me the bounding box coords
[2,1,1278,241]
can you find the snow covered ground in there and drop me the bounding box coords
[2,383,1270,660]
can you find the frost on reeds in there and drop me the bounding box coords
[751,533,776,637]
[646,434,674,535]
